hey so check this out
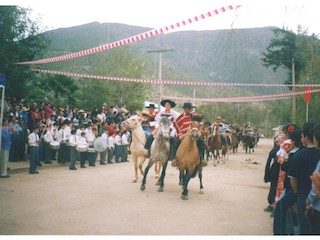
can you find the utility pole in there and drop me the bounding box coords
[147,49,174,109]
[292,58,296,123]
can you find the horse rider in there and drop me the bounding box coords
[170,102,208,167]
[146,103,157,132]
[211,116,227,145]
[144,99,178,157]
[141,110,153,138]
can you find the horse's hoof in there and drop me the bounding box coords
[158,187,164,192]
[155,175,159,179]
[155,181,161,186]
[181,194,188,200]
[214,164,217,167]
[140,185,145,191]
[179,181,183,185]
[132,179,138,183]
[200,189,204,194]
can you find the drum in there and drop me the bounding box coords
[76,144,88,152]
[93,137,107,152]
[49,140,60,150]
[87,147,96,153]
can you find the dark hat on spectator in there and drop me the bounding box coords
[160,99,176,108]
[146,103,156,109]
[182,102,195,109]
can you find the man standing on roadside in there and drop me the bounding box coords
[1,118,14,178]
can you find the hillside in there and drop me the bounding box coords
[42,22,289,99]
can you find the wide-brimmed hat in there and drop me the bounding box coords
[160,99,176,108]
[216,116,222,120]
[146,103,156,109]
[78,109,85,113]
[21,106,29,112]
[182,102,195,109]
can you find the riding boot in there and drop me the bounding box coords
[144,135,154,158]
[170,137,180,167]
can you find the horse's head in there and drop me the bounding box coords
[158,116,170,141]
[121,115,141,130]
[187,121,201,141]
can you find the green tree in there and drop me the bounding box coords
[261,28,320,125]
[0,6,50,97]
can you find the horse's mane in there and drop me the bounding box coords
[159,116,170,127]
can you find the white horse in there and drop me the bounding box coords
[140,116,171,192]
[121,115,148,183]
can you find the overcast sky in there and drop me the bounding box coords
[1,0,319,35]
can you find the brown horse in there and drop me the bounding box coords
[176,120,203,200]
[230,129,239,154]
[209,123,222,166]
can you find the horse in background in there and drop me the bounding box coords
[121,115,148,183]
[140,117,171,192]
[242,133,255,154]
[209,123,222,166]
[230,129,239,154]
[203,126,212,161]
[176,119,204,200]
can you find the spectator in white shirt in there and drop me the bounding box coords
[100,129,109,165]
[114,131,122,163]
[107,131,115,164]
[121,130,129,162]
[69,129,79,170]
[28,127,40,174]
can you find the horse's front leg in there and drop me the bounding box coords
[140,159,154,191]
[132,156,138,183]
[139,156,146,176]
[157,160,169,192]
[198,167,204,194]
[181,170,191,200]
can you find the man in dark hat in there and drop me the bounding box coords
[146,103,157,132]
[171,103,207,167]
[144,99,178,157]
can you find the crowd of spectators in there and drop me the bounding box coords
[0,96,134,174]
[264,122,320,235]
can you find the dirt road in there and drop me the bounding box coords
[0,138,274,235]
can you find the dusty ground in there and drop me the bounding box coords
[0,138,274,235]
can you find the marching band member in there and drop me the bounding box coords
[69,129,79,170]
[28,126,41,174]
[76,125,85,137]
[107,130,115,164]
[43,124,56,164]
[114,130,122,163]
[100,128,109,165]
[57,122,68,164]
[78,132,89,168]
[85,123,97,166]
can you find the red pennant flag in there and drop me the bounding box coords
[305,81,311,104]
